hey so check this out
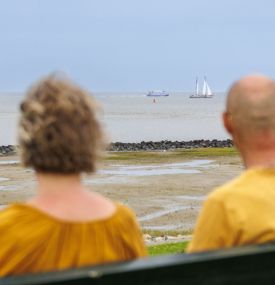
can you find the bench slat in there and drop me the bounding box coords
[1,243,275,285]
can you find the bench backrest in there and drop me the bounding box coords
[1,243,275,285]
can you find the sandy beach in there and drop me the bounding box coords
[0,148,242,236]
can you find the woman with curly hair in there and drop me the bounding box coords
[0,75,147,276]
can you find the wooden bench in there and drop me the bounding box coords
[2,243,275,285]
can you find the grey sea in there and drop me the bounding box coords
[0,92,229,146]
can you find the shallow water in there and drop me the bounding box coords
[85,159,216,184]
[84,176,131,185]
[0,177,9,182]
[0,160,19,165]
[139,196,206,231]
[100,168,200,176]
[138,205,199,222]
[100,159,214,176]
[0,159,215,192]
[142,224,185,231]
[176,195,206,201]
[110,159,214,170]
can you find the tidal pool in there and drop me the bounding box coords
[86,159,216,185]
[138,205,199,222]
[99,159,215,177]
[0,160,19,165]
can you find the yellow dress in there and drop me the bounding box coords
[188,168,275,252]
[0,203,147,276]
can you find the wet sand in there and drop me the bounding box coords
[0,152,242,233]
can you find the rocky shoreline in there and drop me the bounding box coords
[0,145,17,155]
[108,139,233,151]
[0,140,233,156]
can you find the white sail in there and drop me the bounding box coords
[205,81,212,96]
[202,78,207,95]
[196,77,199,96]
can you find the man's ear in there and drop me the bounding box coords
[223,111,233,135]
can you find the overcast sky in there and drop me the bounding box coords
[0,0,274,92]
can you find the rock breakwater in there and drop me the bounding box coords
[0,145,17,156]
[109,139,233,151]
[0,140,233,155]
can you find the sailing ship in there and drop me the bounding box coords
[190,77,213,98]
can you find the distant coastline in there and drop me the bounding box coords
[0,139,233,156]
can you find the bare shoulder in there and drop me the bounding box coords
[69,191,118,221]
[85,191,116,210]
[88,192,135,214]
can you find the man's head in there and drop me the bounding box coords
[223,75,275,164]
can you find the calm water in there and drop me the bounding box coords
[0,92,229,145]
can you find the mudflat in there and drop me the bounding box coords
[0,148,242,234]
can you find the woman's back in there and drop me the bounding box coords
[0,75,147,276]
[0,202,146,276]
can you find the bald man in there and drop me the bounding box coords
[187,75,275,252]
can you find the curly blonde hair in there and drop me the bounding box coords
[18,75,106,174]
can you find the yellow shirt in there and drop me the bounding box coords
[0,203,147,276]
[188,168,275,252]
